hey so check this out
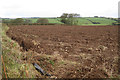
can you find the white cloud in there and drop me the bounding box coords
[0,0,119,18]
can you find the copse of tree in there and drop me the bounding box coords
[60,13,80,25]
[10,18,24,25]
[61,13,69,18]
[37,18,49,24]
[2,19,11,24]
[94,16,99,18]
[61,13,80,18]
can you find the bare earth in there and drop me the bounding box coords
[6,25,119,78]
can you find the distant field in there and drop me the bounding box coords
[46,17,117,25]
[84,17,116,25]
[25,18,38,23]
[76,18,92,25]
[47,18,63,24]
[3,17,118,25]
[24,18,63,24]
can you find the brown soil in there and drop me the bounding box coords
[6,25,119,78]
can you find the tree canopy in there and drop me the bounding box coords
[11,18,24,24]
[60,13,80,25]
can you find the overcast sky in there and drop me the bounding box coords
[0,0,119,18]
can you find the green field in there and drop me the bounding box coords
[84,17,117,25]
[47,18,63,24]
[24,18,38,23]
[3,17,118,25]
[47,17,117,25]
[76,18,92,25]
[24,18,63,24]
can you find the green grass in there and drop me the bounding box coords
[49,60,54,66]
[24,18,38,23]
[24,18,64,24]
[2,24,38,78]
[3,17,118,25]
[84,17,116,25]
[56,17,117,26]
[76,18,93,25]
[47,18,64,24]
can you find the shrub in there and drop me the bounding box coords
[92,22,100,24]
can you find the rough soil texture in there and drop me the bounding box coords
[6,25,119,78]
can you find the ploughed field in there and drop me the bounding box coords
[7,25,119,78]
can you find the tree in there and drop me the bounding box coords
[60,13,69,18]
[94,16,99,18]
[61,13,80,18]
[10,18,24,25]
[37,18,49,24]
[2,19,11,24]
[60,13,80,25]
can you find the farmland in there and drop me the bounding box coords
[3,17,117,25]
[6,25,119,78]
[47,18,63,24]
[84,17,117,25]
[23,18,63,24]
[25,17,117,25]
